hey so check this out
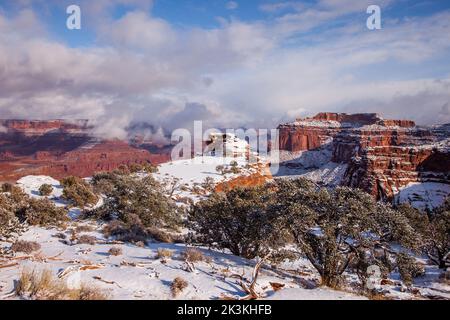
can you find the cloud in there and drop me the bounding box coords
[226,1,239,10]
[0,1,449,142]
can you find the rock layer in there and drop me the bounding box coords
[0,120,171,182]
[278,113,450,200]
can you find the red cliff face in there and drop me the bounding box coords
[0,120,171,182]
[278,113,449,200]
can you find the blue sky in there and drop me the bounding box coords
[0,0,449,136]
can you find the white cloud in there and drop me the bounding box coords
[0,2,449,143]
[226,1,239,10]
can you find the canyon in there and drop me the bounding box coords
[1,114,449,209]
[277,112,450,205]
[0,120,171,182]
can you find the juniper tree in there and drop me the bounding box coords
[87,174,180,229]
[60,176,98,208]
[189,185,287,259]
[423,199,450,269]
[272,179,418,288]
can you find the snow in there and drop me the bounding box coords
[396,182,450,211]
[155,156,251,186]
[153,156,263,203]
[17,175,62,199]
[0,226,366,300]
[16,175,103,218]
[275,148,347,186]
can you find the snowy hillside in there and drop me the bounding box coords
[0,226,366,300]
[396,182,450,211]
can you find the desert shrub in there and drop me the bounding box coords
[201,177,216,192]
[170,277,188,297]
[229,161,241,174]
[77,235,97,245]
[1,187,66,238]
[396,252,425,286]
[60,176,98,208]
[148,227,177,243]
[189,184,286,259]
[11,240,41,254]
[90,172,120,195]
[397,204,429,235]
[215,165,226,175]
[38,184,53,196]
[422,200,450,269]
[1,182,13,193]
[87,174,180,229]
[25,198,69,227]
[128,163,143,173]
[273,179,418,288]
[16,268,107,300]
[142,163,159,174]
[75,224,94,233]
[0,199,22,240]
[101,217,148,244]
[0,188,29,239]
[156,248,173,260]
[181,248,206,263]
[108,247,123,256]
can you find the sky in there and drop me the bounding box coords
[0,0,449,138]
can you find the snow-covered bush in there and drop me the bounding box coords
[11,240,41,254]
[189,185,287,259]
[396,252,425,286]
[274,179,419,288]
[38,183,53,196]
[60,176,98,208]
[423,199,450,269]
[91,174,180,228]
[25,198,69,227]
[1,186,67,239]
[0,187,29,239]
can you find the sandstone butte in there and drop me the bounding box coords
[278,112,450,200]
[0,119,170,182]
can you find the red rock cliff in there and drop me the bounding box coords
[278,113,449,200]
[0,120,171,182]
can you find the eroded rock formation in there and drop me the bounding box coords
[0,120,171,182]
[278,113,450,200]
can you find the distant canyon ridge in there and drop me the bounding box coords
[0,119,170,182]
[0,114,449,206]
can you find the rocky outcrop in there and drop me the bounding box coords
[278,113,450,200]
[0,120,171,182]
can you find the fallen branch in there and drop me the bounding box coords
[224,255,269,300]
[0,262,18,269]
[93,276,122,288]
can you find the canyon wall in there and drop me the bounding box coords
[0,120,171,182]
[278,113,450,200]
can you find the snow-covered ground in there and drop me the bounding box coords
[396,182,450,211]
[155,156,255,187]
[0,225,368,300]
[153,156,263,203]
[1,153,448,300]
[274,149,347,187]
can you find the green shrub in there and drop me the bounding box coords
[274,179,418,288]
[88,174,180,229]
[189,184,286,259]
[25,198,69,227]
[60,176,98,208]
[38,184,53,196]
